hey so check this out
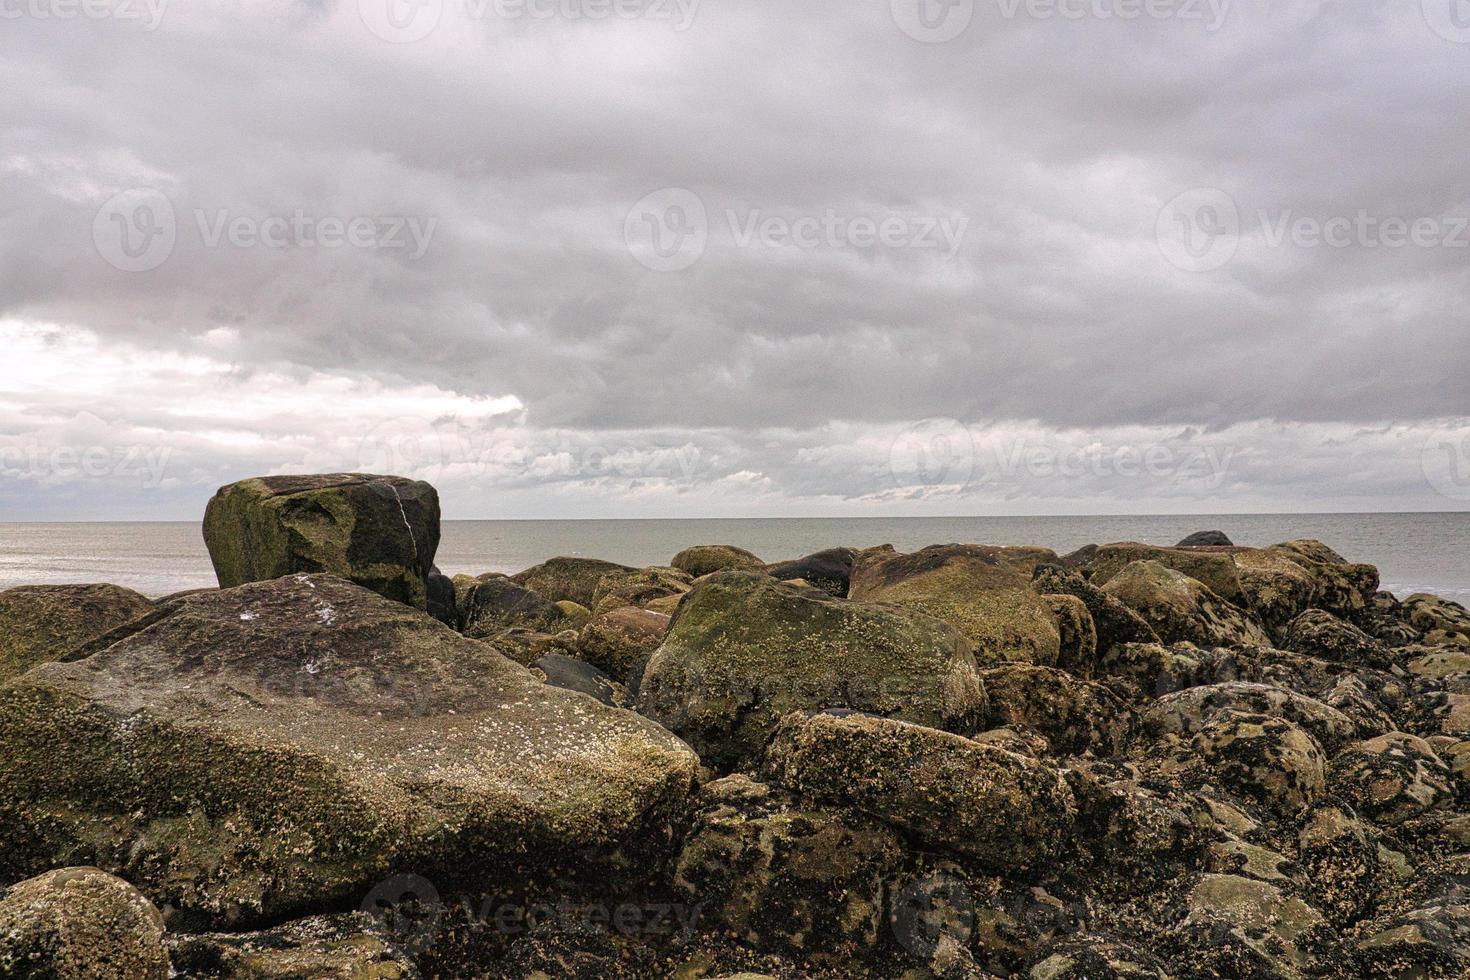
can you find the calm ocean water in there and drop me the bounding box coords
[0,513,1466,602]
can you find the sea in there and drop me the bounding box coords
[0,513,1466,602]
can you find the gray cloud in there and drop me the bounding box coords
[0,0,1467,517]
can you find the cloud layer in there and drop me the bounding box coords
[2,0,1468,517]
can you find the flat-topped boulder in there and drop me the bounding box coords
[671,544,765,577]
[0,583,154,682]
[638,571,983,769]
[510,556,636,608]
[0,574,698,929]
[203,473,440,610]
[848,544,1065,665]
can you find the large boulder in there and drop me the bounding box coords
[1173,874,1328,977]
[1327,732,1453,826]
[671,545,765,578]
[639,572,983,770]
[763,712,1075,870]
[1238,540,1379,630]
[976,664,1134,756]
[588,567,692,618]
[1100,560,1270,648]
[0,574,698,929]
[848,544,1063,665]
[1162,709,1327,815]
[576,607,671,683]
[460,575,575,638]
[0,584,154,682]
[671,775,901,963]
[1284,608,1390,668]
[1083,543,1248,606]
[0,867,170,979]
[1177,530,1233,547]
[202,474,440,610]
[1402,593,1470,649]
[1031,566,1159,665]
[510,557,635,609]
[1142,681,1359,755]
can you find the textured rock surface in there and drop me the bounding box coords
[0,867,170,979]
[639,571,984,769]
[671,545,765,577]
[510,556,636,608]
[167,912,416,978]
[0,574,697,929]
[763,712,1075,870]
[1101,559,1270,648]
[203,474,440,609]
[849,544,1064,665]
[0,584,154,682]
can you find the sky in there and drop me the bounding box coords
[1,0,1468,520]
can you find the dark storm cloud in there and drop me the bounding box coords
[0,0,1467,516]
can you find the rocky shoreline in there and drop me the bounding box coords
[3,473,1470,978]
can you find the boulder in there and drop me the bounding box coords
[576,607,671,683]
[1403,593,1470,649]
[1284,608,1390,668]
[670,545,765,578]
[473,625,576,667]
[766,547,869,598]
[202,474,440,609]
[763,712,1075,870]
[0,574,698,929]
[671,775,901,963]
[1349,903,1470,978]
[1295,801,1385,927]
[1327,732,1453,826]
[1170,709,1327,815]
[639,572,983,770]
[1098,641,1260,701]
[1039,593,1098,678]
[460,576,575,638]
[1083,543,1248,606]
[1031,566,1159,664]
[1100,560,1270,648]
[0,584,154,682]
[0,867,169,979]
[553,600,593,630]
[1250,541,1379,628]
[425,566,456,626]
[1027,936,1170,979]
[1177,530,1234,548]
[1142,682,1359,755]
[589,567,692,617]
[1173,874,1328,977]
[976,664,1134,756]
[848,544,1063,665]
[167,912,416,979]
[510,557,635,608]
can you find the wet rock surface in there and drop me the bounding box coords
[7,496,1470,978]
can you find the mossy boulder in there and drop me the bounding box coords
[460,575,575,638]
[1403,593,1470,649]
[0,867,170,979]
[166,912,416,979]
[1143,682,1359,756]
[1349,902,1470,978]
[976,664,1134,756]
[1100,560,1270,648]
[1327,732,1453,826]
[0,574,697,929]
[589,567,692,617]
[1027,935,1170,978]
[1083,543,1248,605]
[1165,709,1327,815]
[1284,608,1390,668]
[0,584,154,682]
[510,557,636,608]
[671,775,901,963]
[576,607,671,683]
[1173,873,1328,977]
[639,572,983,770]
[764,712,1075,870]
[202,474,440,610]
[1032,566,1158,665]
[848,544,1063,665]
[1296,801,1385,927]
[671,545,765,578]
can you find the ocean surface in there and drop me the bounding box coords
[0,513,1466,602]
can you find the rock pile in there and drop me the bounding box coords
[3,496,1470,978]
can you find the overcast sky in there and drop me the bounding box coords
[2,0,1468,519]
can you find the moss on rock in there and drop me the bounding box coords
[0,584,154,682]
[0,866,170,979]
